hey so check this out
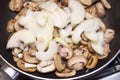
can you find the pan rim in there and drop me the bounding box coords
[0,49,120,80]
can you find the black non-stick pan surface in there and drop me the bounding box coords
[0,0,120,80]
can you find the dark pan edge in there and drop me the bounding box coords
[0,49,120,80]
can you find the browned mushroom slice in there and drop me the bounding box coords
[87,41,94,53]
[61,0,68,6]
[101,0,111,9]
[12,48,22,57]
[104,29,115,44]
[37,60,55,73]
[17,60,37,72]
[86,55,98,69]
[79,0,97,6]
[54,54,66,72]
[14,8,27,20]
[55,68,76,78]
[67,56,87,71]
[13,56,19,62]
[73,48,89,58]
[23,51,39,64]
[24,2,40,11]
[9,0,24,12]
[58,45,73,59]
[86,2,105,18]
[7,19,16,33]
[95,2,105,18]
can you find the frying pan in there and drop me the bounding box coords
[0,0,120,80]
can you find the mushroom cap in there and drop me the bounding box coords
[67,56,87,71]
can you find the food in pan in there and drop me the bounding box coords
[6,0,115,78]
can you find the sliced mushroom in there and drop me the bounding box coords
[23,51,39,64]
[80,40,88,45]
[104,29,115,43]
[13,56,19,62]
[81,32,88,41]
[14,8,27,20]
[61,0,68,6]
[87,41,94,53]
[7,19,16,33]
[31,0,47,3]
[79,0,97,6]
[67,56,87,71]
[101,0,111,9]
[55,68,76,78]
[17,60,37,72]
[54,54,66,72]
[12,48,22,57]
[74,48,89,58]
[9,0,24,12]
[58,45,73,59]
[37,60,55,73]
[6,29,36,49]
[86,2,105,18]
[86,55,98,69]
[24,2,40,11]
[95,2,105,18]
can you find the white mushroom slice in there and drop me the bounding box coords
[36,40,58,61]
[68,0,85,26]
[39,1,58,11]
[24,63,37,68]
[33,11,48,26]
[72,19,96,44]
[6,29,36,49]
[37,60,55,73]
[91,32,104,55]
